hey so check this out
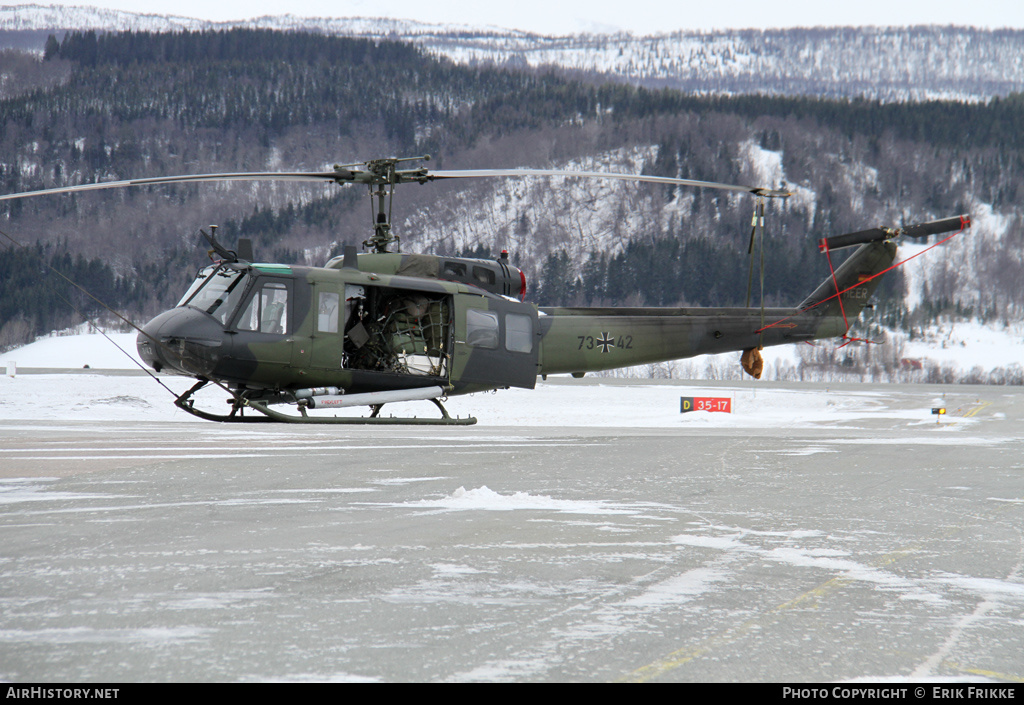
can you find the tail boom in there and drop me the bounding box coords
[536,240,897,377]
[536,306,839,376]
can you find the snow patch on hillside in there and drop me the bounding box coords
[901,319,1024,371]
[899,203,1010,315]
[740,142,816,217]
[403,146,661,265]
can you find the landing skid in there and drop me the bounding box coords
[173,381,477,425]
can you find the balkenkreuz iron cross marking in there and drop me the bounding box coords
[596,332,615,353]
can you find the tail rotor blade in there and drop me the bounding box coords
[902,214,971,239]
[819,214,971,251]
[819,227,890,251]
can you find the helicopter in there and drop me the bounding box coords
[0,154,970,425]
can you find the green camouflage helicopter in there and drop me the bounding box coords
[1,155,969,424]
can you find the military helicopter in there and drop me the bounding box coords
[1,155,969,424]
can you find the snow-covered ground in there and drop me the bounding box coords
[2,333,1021,683]
[0,331,1001,429]
[901,318,1024,370]
[1,332,145,371]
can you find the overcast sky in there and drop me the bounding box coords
[11,0,1024,34]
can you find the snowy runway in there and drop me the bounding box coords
[1,370,1023,681]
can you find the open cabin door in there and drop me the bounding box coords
[338,283,454,382]
[452,296,540,389]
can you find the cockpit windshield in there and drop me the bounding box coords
[177,265,250,325]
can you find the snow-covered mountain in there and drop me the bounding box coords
[1,5,1022,382]
[2,5,1022,101]
[409,26,1024,103]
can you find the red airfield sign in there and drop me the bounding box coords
[681,397,732,413]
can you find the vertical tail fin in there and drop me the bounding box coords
[799,241,897,320]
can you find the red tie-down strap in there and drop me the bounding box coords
[755,217,970,346]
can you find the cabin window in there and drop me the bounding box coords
[466,308,498,349]
[236,281,290,335]
[472,266,496,285]
[443,261,467,278]
[317,292,339,333]
[505,313,533,353]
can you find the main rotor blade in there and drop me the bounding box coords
[0,162,793,203]
[429,168,791,198]
[0,171,353,203]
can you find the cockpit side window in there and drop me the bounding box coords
[235,281,291,335]
[177,265,249,325]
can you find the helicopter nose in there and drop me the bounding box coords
[137,307,228,377]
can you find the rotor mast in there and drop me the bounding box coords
[358,155,432,254]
